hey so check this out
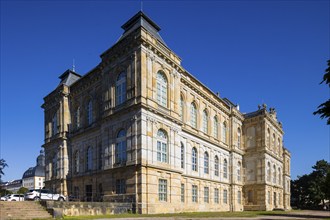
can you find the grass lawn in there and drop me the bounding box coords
[63,210,291,219]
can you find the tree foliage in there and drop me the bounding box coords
[313,60,330,125]
[17,187,29,195]
[291,160,330,209]
[0,159,8,183]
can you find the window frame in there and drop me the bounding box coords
[158,179,168,202]
[156,71,168,108]
[115,71,127,106]
[157,129,168,163]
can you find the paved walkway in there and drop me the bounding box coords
[96,210,330,220]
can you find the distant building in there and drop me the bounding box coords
[22,150,45,190]
[1,179,22,193]
[42,11,291,213]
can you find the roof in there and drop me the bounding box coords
[22,166,45,179]
[58,69,81,86]
[118,11,167,46]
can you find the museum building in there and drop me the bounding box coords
[42,11,291,213]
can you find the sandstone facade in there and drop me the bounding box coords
[42,11,291,214]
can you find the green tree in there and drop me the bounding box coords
[313,60,330,125]
[0,159,8,183]
[17,187,29,195]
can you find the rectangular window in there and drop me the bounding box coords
[158,179,167,202]
[223,189,228,204]
[115,179,126,194]
[181,183,185,203]
[214,188,219,204]
[237,191,241,204]
[192,185,198,203]
[268,191,271,204]
[157,141,167,163]
[204,187,209,203]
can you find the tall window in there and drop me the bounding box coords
[277,138,281,155]
[116,179,126,194]
[266,128,270,147]
[267,162,271,182]
[214,156,219,176]
[75,107,80,128]
[278,167,281,185]
[237,128,241,148]
[213,116,218,138]
[204,152,209,174]
[86,146,92,171]
[87,100,93,125]
[204,187,209,203]
[115,129,127,164]
[181,183,185,202]
[222,122,227,143]
[52,154,57,178]
[180,95,184,121]
[237,161,241,181]
[223,159,228,179]
[223,189,228,204]
[214,188,219,203]
[268,191,271,204]
[156,71,167,107]
[192,147,198,171]
[248,190,253,203]
[237,191,241,204]
[190,103,197,128]
[52,113,57,136]
[273,165,277,184]
[158,179,167,201]
[98,145,102,170]
[202,110,208,133]
[192,185,198,203]
[116,72,126,105]
[74,151,79,173]
[157,129,168,163]
[272,133,276,151]
[181,142,185,169]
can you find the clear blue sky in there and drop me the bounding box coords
[1,0,329,182]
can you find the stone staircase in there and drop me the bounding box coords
[0,201,52,220]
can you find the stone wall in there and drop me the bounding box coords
[44,201,133,217]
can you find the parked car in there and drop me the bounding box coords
[25,189,66,201]
[0,195,10,201]
[6,194,25,201]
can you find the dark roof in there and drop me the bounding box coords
[22,166,45,179]
[118,11,167,45]
[58,69,81,86]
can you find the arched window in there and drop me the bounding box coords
[87,100,93,125]
[116,72,126,105]
[75,107,80,128]
[213,116,218,138]
[157,129,168,163]
[267,162,271,182]
[156,71,167,107]
[74,151,79,173]
[52,113,57,136]
[202,110,208,133]
[272,133,276,151]
[237,161,241,181]
[278,167,281,185]
[181,142,184,169]
[277,138,281,155]
[180,95,184,121]
[115,129,127,164]
[223,159,228,178]
[214,156,219,176]
[204,151,209,174]
[190,102,197,128]
[237,128,241,148]
[222,122,227,143]
[86,146,92,171]
[192,147,197,171]
[273,165,277,184]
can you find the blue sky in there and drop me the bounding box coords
[1,0,329,182]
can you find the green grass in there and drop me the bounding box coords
[62,210,290,219]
